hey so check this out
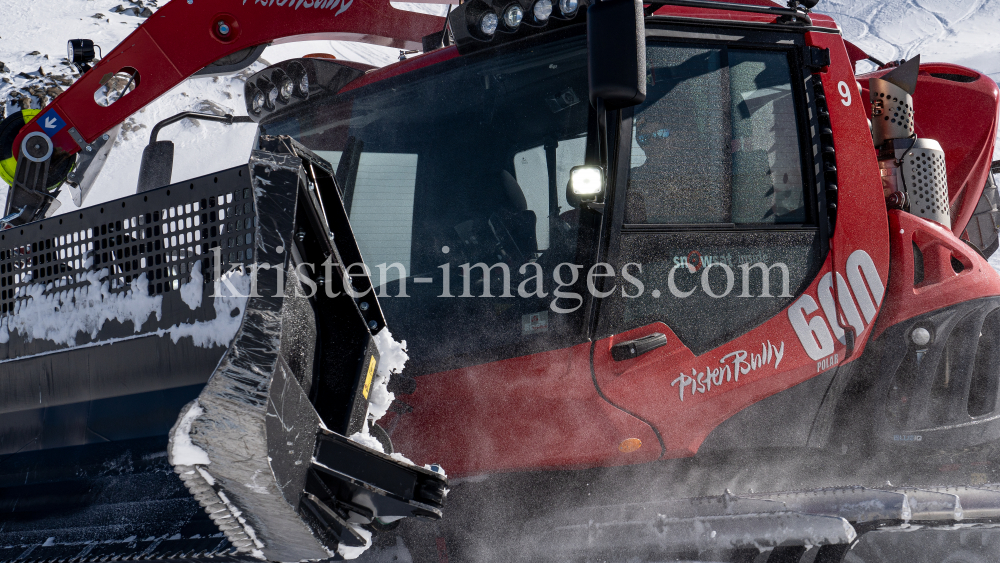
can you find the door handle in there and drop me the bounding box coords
[611,333,667,361]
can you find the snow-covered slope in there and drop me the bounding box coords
[0,0,996,217]
[821,0,1000,85]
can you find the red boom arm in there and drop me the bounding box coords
[12,0,444,161]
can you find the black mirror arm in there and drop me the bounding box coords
[148,112,255,144]
[137,112,254,194]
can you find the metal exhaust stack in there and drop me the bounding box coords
[873,55,951,229]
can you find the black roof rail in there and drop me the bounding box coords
[643,0,813,26]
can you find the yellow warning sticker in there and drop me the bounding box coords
[362,357,377,399]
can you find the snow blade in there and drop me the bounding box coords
[0,138,446,561]
[169,142,447,561]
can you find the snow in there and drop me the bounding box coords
[0,270,162,347]
[164,266,249,347]
[196,466,215,486]
[347,328,449,478]
[822,0,1000,95]
[0,260,247,350]
[169,399,211,466]
[347,328,409,452]
[348,430,385,451]
[370,328,409,422]
[179,259,204,310]
[336,525,373,560]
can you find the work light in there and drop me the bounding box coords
[533,0,553,21]
[503,4,524,29]
[480,11,499,36]
[569,166,604,199]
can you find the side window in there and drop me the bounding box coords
[601,41,824,354]
[627,46,807,226]
[729,50,805,223]
[513,136,587,251]
[314,150,418,283]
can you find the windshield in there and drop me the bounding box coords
[261,33,594,374]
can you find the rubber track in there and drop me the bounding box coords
[0,538,243,563]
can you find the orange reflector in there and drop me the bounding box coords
[618,438,642,453]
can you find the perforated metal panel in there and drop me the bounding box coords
[901,139,950,228]
[870,80,914,146]
[0,166,253,317]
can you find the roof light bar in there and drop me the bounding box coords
[448,0,589,53]
[244,58,370,123]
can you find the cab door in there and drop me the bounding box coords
[590,25,888,458]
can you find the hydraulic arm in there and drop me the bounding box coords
[2,0,444,224]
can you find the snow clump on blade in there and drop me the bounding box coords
[180,260,204,310]
[164,266,249,347]
[169,399,211,466]
[0,270,162,346]
[336,526,373,560]
[347,328,408,452]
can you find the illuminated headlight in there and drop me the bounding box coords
[569,166,604,198]
[559,0,578,16]
[532,0,552,21]
[503,4,524,29]
[479,11,499,36]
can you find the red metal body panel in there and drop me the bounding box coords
[383,343,662,478]
[13,0,443,158]
[586,26,889,457]
[873,210,1000,339]
[392,22,891,472]
[858,65,1000,239]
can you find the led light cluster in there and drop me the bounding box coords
[246,61,308,117]
[449,0,587,52]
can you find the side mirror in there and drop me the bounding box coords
[135,111,254,194]
[587,0,646,110]
[136,140,174,193]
